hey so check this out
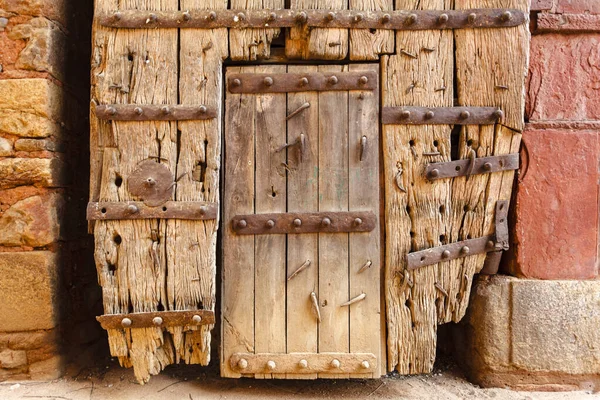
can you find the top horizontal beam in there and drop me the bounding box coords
[98,9,526,30]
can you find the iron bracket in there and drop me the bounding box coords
[227,71,378,94]
[232,211,377,235]
[406,200,509,270]
[99,9,525,30]
[97,310,215,330]
[425,153,519,180]
[95,104,216,121]
[87,201,218,221]
[382,106,504,125]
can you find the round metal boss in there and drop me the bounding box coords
[128,160,174,207]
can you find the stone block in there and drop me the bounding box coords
[0,0,67,26]
[0,330,58,351]
[451,275,600,391]
[0,158,67,190]
[527,34,600,121]
[0,192,64,247]
[0,251,60,332]
[531,0,553,10]
[28,355,64,381]
[0,78,63,138]
[0,349,27,368]
[14,138,57,152]
[0,137,12,156]
[510,128,599,279]
[556,0,600,14]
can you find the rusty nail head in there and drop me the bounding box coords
[199,206,208,215]
[382,14,391,23]
[500,11,512,22]
[268,12,277,21]
[486,240,495,249]
[354,14,363,22]
[326,12,335,21]
[328,76,339,85]
[198,105,207,114]
[354,218,363,226]
[113,12,122,21]
[331,359,341,369]
[267,360,277,371]
[264,77,274,86]
[121,318,132,327]
[182,11,191,21]
[438,13,449,24]
[232,78,241,87]
[299,359,308,369]
[430,169,440,178]
[441,249,451,259]
[483,162,493,171]
[207,11,217,21]
[296,11,308,23]
[108,107,117,116]
[362,361,370,369]
[127,204,139,214]
[359,76,369,85]
[400,110,411,119]
[494,109,504,119]
[161,106,171,114]
[149,13,158,22]
[299,77,309,86]
[237,12,246,21]
[293,218,302,227]
[407,14,417,24]
[460,110,471,119]
[468,13,477,23]
[322,217,331,227]
[192,315,202,323]
[461,246,470,255]
[152,316,163,326]
[135,107,143,115]
[238,359,248,369]
[425,110,435,120]
[145,177,156,187]
[237,219,247,229]
[266,219,275,228]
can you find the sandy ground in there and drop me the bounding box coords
[1,357,598,400]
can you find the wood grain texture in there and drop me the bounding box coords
[287,0,349,60]
[349,0,394,60]
[229,0,284,61]
[383,0,454,376]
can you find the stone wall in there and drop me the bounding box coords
[0,0,100,380]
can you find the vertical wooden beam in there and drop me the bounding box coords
[287,0,349,60]
[348,63,382,378]
[349,0,394,60]
[286,65,320,380]
[318,64,350,379]
[382,0,454,375]
[229,0,284,61]
[222,67,256,379]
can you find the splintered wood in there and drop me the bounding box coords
[383,0,529,375]
[91,0,226,384]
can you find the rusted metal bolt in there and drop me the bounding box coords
[161,106,171,114]
[328,76,339,85]
[267,360,277,371]
[381,14,391,24]
[135,107,143,115]
[500,11,512,22]
[400,110,411,119]
[108,107,117,116]
[238,358,248,370]
[438,13,449,24]
[407,13,418,25]
[361,361,370,369]
[113,12,122,21]
[127,204,139,214]
[298,359,308,369]
[267,12,277,22]
[145,177,156,187]
[192,315,203,324]
[468,13,477,23]
[326,12,335,22]
[354,218,363,226]
[459,110,471,120]
[266,219,275,228]
[198,105,207,114]
[296,11,308,24]
[494,109,504,120]
[208,11,217,21]
[149,13,158,22]
[237,219,247,229]
[231,78,241,87]
[237,12,246,22]
[152,316,163,326]
[441,249,451,259]
[483,162,493,171]
[486,240,496,249]
[359,76,369,85]
[331,359,341,369]
[322,217,331,227]
[121,318,132,328]
[354,13,364,23]
[460,246,470,255]
[425,110,435,120]
[430,169,440,178]
[199,206,208,216]
[293,218,302,227]
[263,77,274,87]
[299,77,309,86]
[182,11,191,22]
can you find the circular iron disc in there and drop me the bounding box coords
[127,160,174,207]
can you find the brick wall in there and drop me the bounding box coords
[0,0,99,380]
[507,0,600,280]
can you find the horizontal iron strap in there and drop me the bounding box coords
[382,106,503,125]
[230,352,377,374]
[227,71,377,94]
[99,9,525,30]
[426,154,519,180]
[87,201,218,221]
[97,310,215,330]
[232,211,376,235]
[95,104,216,121]
[406,200,509,270]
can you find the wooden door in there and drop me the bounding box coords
[222,64,384,379]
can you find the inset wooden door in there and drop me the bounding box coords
[222,64,383,379]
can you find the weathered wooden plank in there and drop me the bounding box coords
[348,63,382,378]
[166,0,227,368]
[287,0,349,60]
[349,0,394,60]
[382,0,454,375]
[286,65,320,380]
[229,0,283,61]
[253,65,287,379]
[91,0,180,384]
[222,67,256,379]
[318,64,350,379]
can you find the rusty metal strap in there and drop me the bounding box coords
[382,107,504,125]
[87,201,218,221]
[230,352,377,374]
[232,211,377,235]
[426,153,519,180]
[97,310,215,330]
[227,71,377,94]
[406,201,509,270]
[95,104,216,121]
[99,9,525,30]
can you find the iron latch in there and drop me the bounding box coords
[425,153,519,180]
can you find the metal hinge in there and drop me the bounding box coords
[425,153,519,180]
[382,107,504,125]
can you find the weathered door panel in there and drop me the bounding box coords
[222,64,383,379]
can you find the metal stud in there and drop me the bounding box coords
[361,361,370,369]
[438,13,449,24]
[441,249,451,259]
[354,218,363,226]
[161,106,171,114]
[238,358,248,370]
[208,11,217,21]
[483,162,493,171]
[121,318,132,327]
[406,13,418,25]
[326,11,335,22]
[126,204,139,214]
[237,12,246,22]
[263,77,274,87]
[460,110,471,120]
[494,109,504,120]
[145,177,156,187]
[425,110,435,120]
[430,169,440,178]
[381,14,391,24]
[400,110,411,119]
[331,359,341,369]
[299,77,309,86]
[198,105,207,114]
[460,246,470,255]
[113,12,122,21]
[298,359,308,369]
[328,76,339,85]
[267,12,277,22]
[152,316,163,326]
[231,78,241,87]
[198,206,208,216]
[182,11,191,22]
[134,107,143,115]
[468,13,477,23]
[107,107,117,116]
[267,360,277,371]
[296,11,308,24]
[486,240,496,249]
[192,314,203,324]
[354,13,364,23]
[293,218,302,227]
[237,219,247,229]
[322,217,331,227]
[359,76,369,85]
[266,219,275,229]
[148,13,158,23]
[500,11,512,22]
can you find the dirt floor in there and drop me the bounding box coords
[1,357,598,400]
